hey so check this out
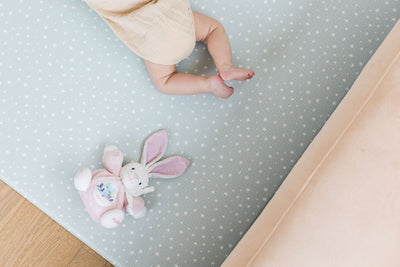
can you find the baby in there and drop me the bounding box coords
[85,0,254,98]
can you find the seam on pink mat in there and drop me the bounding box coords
[246,48,400,266]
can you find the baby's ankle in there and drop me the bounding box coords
[204,76,214,93]
[207,74,234,99]
[217,63,234,73]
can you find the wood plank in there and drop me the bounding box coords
[0,180,112,266]
[70,245,114,267]
[0,180,25,228]
[0,199,81,266]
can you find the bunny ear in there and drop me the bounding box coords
[148,156,190,179]
[140,129,169,167]
[102,146,123,175]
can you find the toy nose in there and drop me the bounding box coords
[134,173,140,181]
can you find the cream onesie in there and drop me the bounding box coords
[84,0,196,65]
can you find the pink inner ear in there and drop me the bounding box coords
[150,156,190,177]
[143,130,168,166]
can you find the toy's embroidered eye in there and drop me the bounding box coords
[131,167,135,170]
[139,182,142,185]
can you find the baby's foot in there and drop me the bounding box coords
[219,66,255,81]
[208,74,234,99]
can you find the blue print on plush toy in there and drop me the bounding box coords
[96,183,115,202]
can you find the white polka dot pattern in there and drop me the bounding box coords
[0,0,399,266]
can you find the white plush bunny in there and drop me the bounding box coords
[74,130,190,228]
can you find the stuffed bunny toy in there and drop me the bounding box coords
[73,130,190,228]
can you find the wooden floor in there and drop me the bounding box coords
[0,180,113,267]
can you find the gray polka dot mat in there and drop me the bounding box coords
[1,0,399,266]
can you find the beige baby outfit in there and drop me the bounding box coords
[85,0,196,65]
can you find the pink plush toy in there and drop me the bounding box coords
[73,130,190,228]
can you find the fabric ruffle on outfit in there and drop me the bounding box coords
[84,0,196,65]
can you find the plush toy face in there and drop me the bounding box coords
[120,162,150,197]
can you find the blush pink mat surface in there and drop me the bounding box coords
[223,19,400,267]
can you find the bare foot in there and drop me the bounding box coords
[207,74,234,99]
[219,66,255,81]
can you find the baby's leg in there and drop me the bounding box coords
[193,12,255,81]
[144,60,234,98]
